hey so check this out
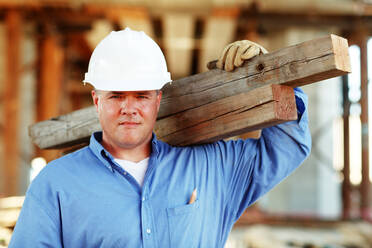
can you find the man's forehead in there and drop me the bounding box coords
[101,90,156,95]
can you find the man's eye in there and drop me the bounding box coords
[109,95,120,99]
[137,95,148,99]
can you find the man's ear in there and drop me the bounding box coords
[156,90,162,112]
[91,90,99,111]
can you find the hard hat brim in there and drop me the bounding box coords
[83,73,172,91]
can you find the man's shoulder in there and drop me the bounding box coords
[27,146,94,192]
[166,139,248,150]
[49,145,92,167]
[159,138,243,156]
[36,146,92,180]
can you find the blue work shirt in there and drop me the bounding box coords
[10,88,311,248]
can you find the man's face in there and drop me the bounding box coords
[92,90,162,152]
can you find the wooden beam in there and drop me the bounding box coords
[358,30,371,220]
[38,34,64,121]
[4,10,21,196]
[155,84,296,146]
[342,75,351,219]
[29,34,351,149]
[257,0,367,16]
[236,14,261,139]
[45,85,295,149]
[162,34,350,117]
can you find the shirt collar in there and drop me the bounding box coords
[89,131,160,172]
[89,132,115,172]
[151,132,159,156]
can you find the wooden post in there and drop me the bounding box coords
[37,31,64,162]
[358,31,371,220]
[342,74,351,219]
[3,10,21,196]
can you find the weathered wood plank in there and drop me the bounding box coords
[29,34,350,149]
[159,34,350,118]
[30,84,295,148]
[156,84,296,146]
[30,106,99,149]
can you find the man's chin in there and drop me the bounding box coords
[117,136,148,149]
[114,129,152,148]
[118,141,144,150]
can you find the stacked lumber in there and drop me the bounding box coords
[29,34,350,150]
[0,196,24,247]
[0,227,11,248]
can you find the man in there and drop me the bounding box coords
[10,28,311,247]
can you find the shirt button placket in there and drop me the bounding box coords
[141,193,150,246]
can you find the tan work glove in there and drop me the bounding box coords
[214,40,268,72]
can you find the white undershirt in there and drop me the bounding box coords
[114,157,149,187]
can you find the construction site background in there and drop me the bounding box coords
[0,0,372,247]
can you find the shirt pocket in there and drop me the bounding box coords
[166,200,201,248]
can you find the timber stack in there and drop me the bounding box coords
[0,196,24,247]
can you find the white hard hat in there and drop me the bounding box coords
[83,27,171,91]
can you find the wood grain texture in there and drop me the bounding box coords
[156,84,296,146]
[30,106,99,149]
[30,85,296,149]
[158,34,350,118]
[29,34,350,149]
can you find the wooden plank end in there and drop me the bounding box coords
[330,34,352,73]
[272,85,297,121]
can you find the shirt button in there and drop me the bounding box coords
[142,197,145,201]
[146,228,151,234]
[123,171,127,175]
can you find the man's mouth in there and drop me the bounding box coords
[119,121,141,126]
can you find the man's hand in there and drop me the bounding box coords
[214,40,268,72]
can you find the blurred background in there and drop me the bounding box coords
[0,0,372,247]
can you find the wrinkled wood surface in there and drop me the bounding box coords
[155,84,297,145]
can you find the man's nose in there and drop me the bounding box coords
[120,97,138,115]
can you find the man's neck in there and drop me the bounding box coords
[101,138,151,163]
